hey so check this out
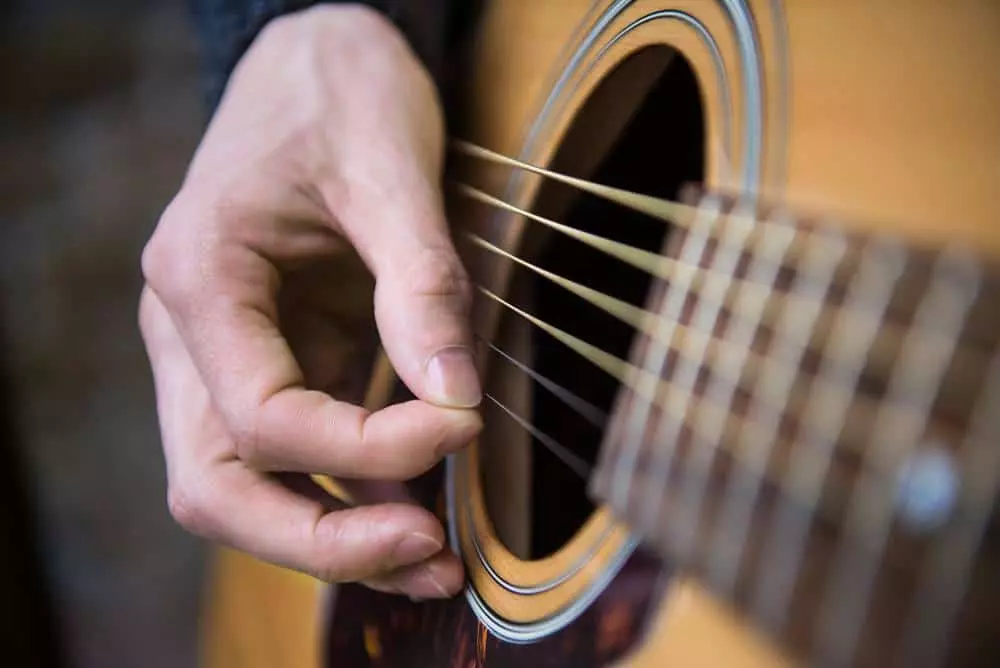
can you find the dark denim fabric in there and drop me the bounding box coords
[187,0,475,113]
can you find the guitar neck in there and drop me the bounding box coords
[590,190,1000,667]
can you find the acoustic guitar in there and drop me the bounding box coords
[200,2,1000,666]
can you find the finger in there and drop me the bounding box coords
[264,476,462,599]
[333,174,482,409]
[143,227,480,479]
[364,550,464,599]
[274,476,463,599]
[140,312,458,587]
[251,395,481,479]
[182,462,455,588]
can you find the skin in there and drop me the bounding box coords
[139,5,481,600]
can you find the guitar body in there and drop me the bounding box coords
[201,2,1000,667]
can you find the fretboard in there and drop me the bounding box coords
[589,189,1000,668]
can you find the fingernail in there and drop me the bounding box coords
[407,564,452,599]
[425,346,481,408]
[392,532,441,566]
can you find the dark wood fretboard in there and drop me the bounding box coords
[590,190,1000,667]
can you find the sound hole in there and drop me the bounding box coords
[481,46,705,559]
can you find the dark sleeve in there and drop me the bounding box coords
[188,0,477,112]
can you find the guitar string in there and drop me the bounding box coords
[454,180,844,291]
[482,392,592,480]
[474,282,884,521]
[751,238,904,630]
[710,226,860,597]
[450,139,954,261]
[451,139,700,228]
[612,196,718,523]
[637,191,754,549]
[454,181,991,377]
[667,204,797,573]
[449,139,991,652]
[465,234,966,472]
[455,183,982,597]
[451,143,987,528]
[476,336,608,429]
[472,282,971,597]
[475,305,962,590]
[464,192,988,580]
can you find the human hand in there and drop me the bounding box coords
[139,5,480,599]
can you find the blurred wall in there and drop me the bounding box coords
[1,2,207,666]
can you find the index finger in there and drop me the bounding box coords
[143,240,480,479]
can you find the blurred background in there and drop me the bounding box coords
[1,0,206,665]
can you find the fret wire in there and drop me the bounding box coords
[669,205,793,565]
[750,237,903,631]
[610,198,721,513]
[899,352,1000,667]
[480,337,608,429]
[638,202,751,537]
[709,224,847,598]
[482,392,592,480]
[816,249,980,668]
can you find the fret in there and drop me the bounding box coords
[751,238,904,631]
[708,224,847,598]
[670,215,795,566]
[638,201,754,538]
[609,197,721,512]
[816,249,980,668]
[899,353,1000,667]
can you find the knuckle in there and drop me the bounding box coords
[137,287,158,342]
[139,232,169,293]
[230,403,266,467]
[404,247,472,306]
[141,199,207,311]
[253,7,312,50]
[301,513,349,583]
[166,479,212,536]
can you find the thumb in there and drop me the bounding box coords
[340,184,481,409]
[373,239,482,408]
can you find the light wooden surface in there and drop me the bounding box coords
[201,1,1000,666]
[619,578,794,668]
[201,548,323,668]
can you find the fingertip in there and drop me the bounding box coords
[410,554,465,599]
[391,531,443,565]
[384,551,465,600]
[359,401,480,477]
[311,502,446,577]
[435,406,482,457]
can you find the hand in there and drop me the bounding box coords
[139,5,481,599]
